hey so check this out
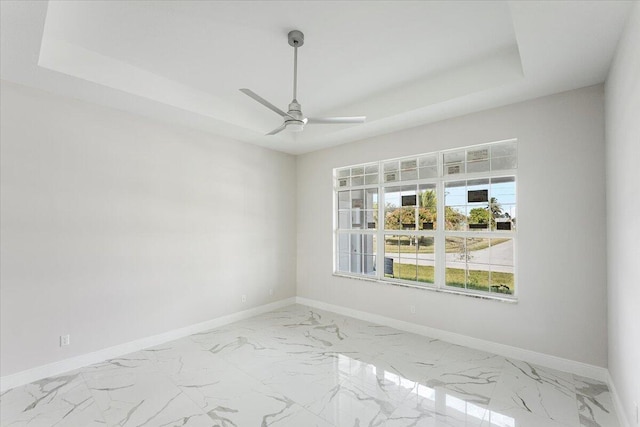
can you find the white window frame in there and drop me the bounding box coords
[333,139,518,301]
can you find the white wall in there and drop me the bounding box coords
[0,81,297,377]
[297,85,608,367]
[605,2,640,425]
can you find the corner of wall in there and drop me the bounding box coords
[604,2,640,427]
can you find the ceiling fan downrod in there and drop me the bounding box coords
[288,30,304,102]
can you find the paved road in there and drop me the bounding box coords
[386,239,513,273]
[446,238,513,273]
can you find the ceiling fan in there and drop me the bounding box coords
[240,30,366,135]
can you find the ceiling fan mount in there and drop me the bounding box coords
[288,30,304,48]
[240,30,365,136]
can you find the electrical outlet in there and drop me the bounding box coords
[410,305,416,314]
[269,288,274,296]
[60,335,70,347]
[241,294,247,303]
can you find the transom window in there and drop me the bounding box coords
[334,139,517,298]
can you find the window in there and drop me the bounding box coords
[336,163,379,276]
[334,139,517,298]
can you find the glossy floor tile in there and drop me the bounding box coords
[1,304,620,426]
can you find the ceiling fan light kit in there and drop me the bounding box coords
[240,30,366,136]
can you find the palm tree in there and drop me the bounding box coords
[489,197,503,218]
[420,190,436,210]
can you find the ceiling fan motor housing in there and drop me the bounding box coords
[285,100,305,130]
[287,100,303,119]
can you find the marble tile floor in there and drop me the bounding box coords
[0,304,619,427]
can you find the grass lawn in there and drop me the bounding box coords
[385,243,435,254]
[386,262,514,294]
[391,262,435,282]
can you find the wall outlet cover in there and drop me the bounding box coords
[60,335,70,347]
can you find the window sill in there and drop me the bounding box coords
[332,273,518,304]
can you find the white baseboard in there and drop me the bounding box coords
[0,297,296,392]
[608,370,632,427]
[295,296,609,382]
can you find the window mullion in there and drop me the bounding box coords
[437,176,445,290]
[377,176,384,280]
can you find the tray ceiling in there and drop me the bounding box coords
[1,1,633,154]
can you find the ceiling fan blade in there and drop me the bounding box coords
[306,116,366,124]
[266,123,287,136]
[240,89,293,119]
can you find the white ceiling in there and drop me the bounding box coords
[0,1,633,154]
